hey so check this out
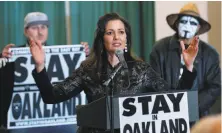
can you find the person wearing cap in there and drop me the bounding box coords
[0,12,90,68]
[150,3,221,118]
[0,12,89,129]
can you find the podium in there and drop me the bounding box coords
[76,90,199,130]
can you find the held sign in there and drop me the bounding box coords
[119,92,190,133]
[7,45,86,129]
[9,45,85,85]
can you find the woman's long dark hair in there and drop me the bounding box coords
[82,12,139,82]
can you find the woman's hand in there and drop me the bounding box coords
[180,36,199,72]
[81,42,90,57]
[29,38,45,72]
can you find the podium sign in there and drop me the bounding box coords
[77,90,198,133]
[119,92,190,133]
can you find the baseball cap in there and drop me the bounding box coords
[24,12,49,28]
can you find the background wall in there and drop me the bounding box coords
[1,1,220,60]
[0,1,155,62]
[208,1,221,56]
[207,1,221,114]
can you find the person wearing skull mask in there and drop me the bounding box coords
[150,3,221,118]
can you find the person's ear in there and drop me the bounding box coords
[196,24,201,34]
[24,28,28,37]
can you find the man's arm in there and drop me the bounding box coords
[149,45,162,75]
[199,50,221,114]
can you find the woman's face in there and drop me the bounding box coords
[103,20,127,53]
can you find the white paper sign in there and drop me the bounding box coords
[7,45,87,129]
[119,92,190,133]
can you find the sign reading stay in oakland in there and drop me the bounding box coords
[119,92,190,133]
[7,45,86,129]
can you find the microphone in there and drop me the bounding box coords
[115,49,130,89]
[103,63,122,87]
[115,49,128,69]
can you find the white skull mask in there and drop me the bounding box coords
[178,16,199,39]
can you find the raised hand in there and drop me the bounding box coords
[29,38,45,72]
[81,42,90,57]
[180,36,199,72]
[1,44,15,58]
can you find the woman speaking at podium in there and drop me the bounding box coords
[29,12,198,133]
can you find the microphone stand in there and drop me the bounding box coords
[110,78,114,133]
[103,64,122,133]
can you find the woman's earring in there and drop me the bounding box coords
[124,44,128,52]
